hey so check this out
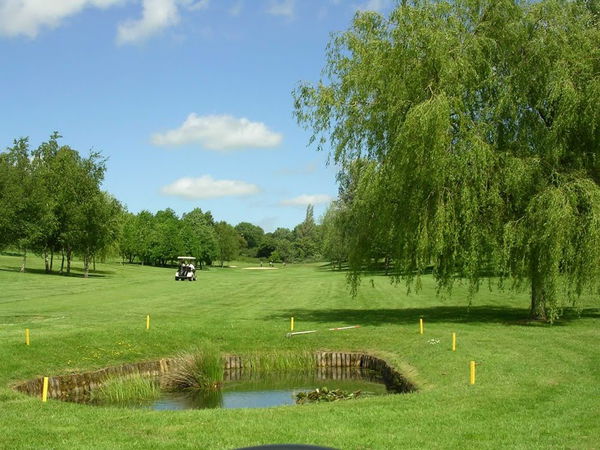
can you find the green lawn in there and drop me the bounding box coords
[0,254,598,449]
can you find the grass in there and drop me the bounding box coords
[163,347,224,391]
[0,254,598,449]
[238,350,316,371]
[90,374,160,406]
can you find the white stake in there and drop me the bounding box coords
[328,325,361,331]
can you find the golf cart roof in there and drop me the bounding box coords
[177,256,196,260]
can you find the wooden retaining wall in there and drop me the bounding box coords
[14,351,415,401]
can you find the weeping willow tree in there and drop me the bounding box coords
[294,0,600,321]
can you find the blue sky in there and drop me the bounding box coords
[0,0,393,231]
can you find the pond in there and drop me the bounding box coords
[97,368,389,410]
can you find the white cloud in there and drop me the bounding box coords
[281,194,333,207]
[151,113,283,151]
[0,0,209,42]
[116,0,180,45]
[266,0,294,19]
[0,0,125,38]
[161,175,260,199]
[355,0,391,13]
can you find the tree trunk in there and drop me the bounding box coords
[44,250,50,273]
[93,255,96,272]
[66,248,72,274]
[60,251,65,274]
[21,249,26,272]
[83,253,89,278]
[50,250,54,271]
[530,271,548,321]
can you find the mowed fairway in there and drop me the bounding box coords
[0,254,598,449]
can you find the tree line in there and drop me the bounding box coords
[119,204,323,267]
[0,133,121,277]
[0,134,325,273]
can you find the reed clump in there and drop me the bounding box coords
[162,348,224,391]
[239,350,315,371]
[90,373,160,406]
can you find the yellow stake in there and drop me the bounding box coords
[146,315,150,330]
[470,361,476,385]
[419,318,424,334]
[452,332,456,352]
[25,328,30,346]
[42,377,49,402]
[291,317,294,331]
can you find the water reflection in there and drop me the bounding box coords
[151,368,387,411]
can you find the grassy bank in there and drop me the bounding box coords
[0,254,598,449]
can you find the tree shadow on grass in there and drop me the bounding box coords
[265,305,600,327]
[0,267,108,278]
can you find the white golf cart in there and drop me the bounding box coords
[175,256,197,281]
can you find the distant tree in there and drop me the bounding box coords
[321,201,348,270]
[181,208,218,268]
[235,222,265,250]
[294,0,600,321]
[150,209,182,266]
[273,238,294,263]
[119,212,138,264]
[294,205,321,260]
[0,138,42,271]
[271,227,294,242]
[134,210,155,265]
[77,192,123,277]
[257,235,277,259]
[214,221,241,266]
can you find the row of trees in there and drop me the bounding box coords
[1,134,326,272]
[118,208,243,268]
[116,205,324,268]
[235,205,322,263]
[0,133,121,277]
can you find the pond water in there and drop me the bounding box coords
[155,369,387,410]
[99,368,389,410]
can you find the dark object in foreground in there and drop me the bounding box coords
[295,387,366,404]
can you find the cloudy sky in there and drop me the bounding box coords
[0,0,393,231]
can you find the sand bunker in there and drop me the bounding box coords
[242,267,279,270]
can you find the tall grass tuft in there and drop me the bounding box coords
[163,347,224,391]
[239,351,315,371]
[90,374,160,406]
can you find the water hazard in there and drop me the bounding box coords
[100,367,389,410]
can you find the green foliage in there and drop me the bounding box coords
[0,133,120,274]
[321,201,349,269]
[214,221,242,266]
[235,222,265,249]
[163,347,224,391]
[90,374,160,406]
[294,205,322,260]
[294,0,600,320]
[296,387,366,404]
[181,208,218,266]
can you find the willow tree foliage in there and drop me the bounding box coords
[294,0,600,320]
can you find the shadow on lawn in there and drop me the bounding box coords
[265,305,600,327]
[0,266,108,278]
